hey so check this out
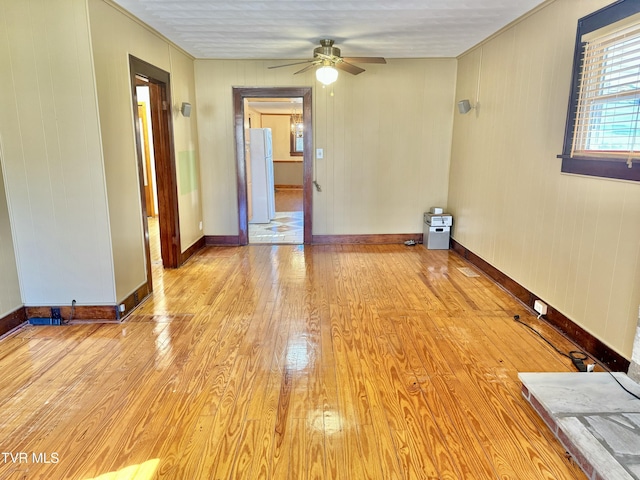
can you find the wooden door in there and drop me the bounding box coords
[137,102,156,217]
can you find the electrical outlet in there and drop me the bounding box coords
[51,307,62,321]
[533,299,548,316]
[119,304,126,313]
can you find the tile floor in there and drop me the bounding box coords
[248,210,303,244]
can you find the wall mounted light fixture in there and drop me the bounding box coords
[457,99,475,114]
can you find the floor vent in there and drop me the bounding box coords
[457,267,480,277]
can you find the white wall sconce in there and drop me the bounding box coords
[181,102,192,117]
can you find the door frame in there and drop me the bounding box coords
[129,55,182,292]
[233,87,313,245]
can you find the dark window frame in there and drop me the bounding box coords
[559,0,640,182]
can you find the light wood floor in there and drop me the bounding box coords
[275,188,302,212]
[0,243,587,479]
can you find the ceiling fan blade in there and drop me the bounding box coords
[293,62,320,75]
[335,61,365,75]
[268,59,314,70]
[342,57,387,64]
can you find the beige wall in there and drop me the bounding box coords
[245,105,262,129]
[0,0,116,307]
[169,45,203,251]
[448,0,640,358]
[88,0,202,301]
[262,115,297,161]
[273,162,303,187]
[195,58,457,235]
[261,114,303,186]
[0,152,21,317]
[0,12,23,317]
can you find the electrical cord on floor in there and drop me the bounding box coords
[513,314,575,361]
[513,314,640,401]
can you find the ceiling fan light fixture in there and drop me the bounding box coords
[316,65,338,85]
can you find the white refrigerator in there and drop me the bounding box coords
[248,128,276,223]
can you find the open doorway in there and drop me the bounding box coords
[246,97,304,244]
[135,83,161,265]
[129,56,182,293]
[233,87,313,245]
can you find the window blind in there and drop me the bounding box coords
[571,21,640,167]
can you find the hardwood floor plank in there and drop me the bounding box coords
[357,425,385,480]
[446,364,560,479]
[357,314,441,478]
[353,322,405,480]
[60,321,208,479]
[0,244,589,480]
[393,427,436,480]
[290,418,306,480]
[324,427,346,480]
[229,418,260,480]
[251,419,278,479]
[382,334,459,479]
[0,324,149,453]
[329,304,372,427]
[270,367,293,479]
[390,317,498,479]
[432,373,522,479]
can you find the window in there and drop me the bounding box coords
[560,0,640,181]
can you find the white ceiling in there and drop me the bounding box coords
[247,98,302,114]
[111,0,547,59]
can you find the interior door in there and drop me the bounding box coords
[137,102,156,217]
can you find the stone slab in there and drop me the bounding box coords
[520,372,640,480]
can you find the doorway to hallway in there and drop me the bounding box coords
[232,87,313,245]
[245,97,305,244]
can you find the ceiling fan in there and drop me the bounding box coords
[268,39,386,85]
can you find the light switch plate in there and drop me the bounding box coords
[316,148,323,159]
